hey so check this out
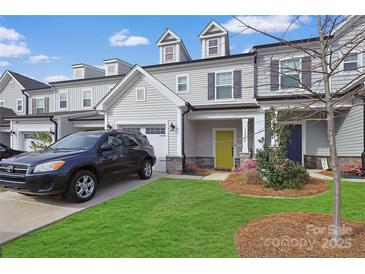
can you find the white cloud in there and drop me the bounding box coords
[0,26,24,41]
[0,41,30,58]
[45,75,69,82]
[223,16,303,34]
[27,55,59,64]
[94,64,106,70]
[109,29,150,47]
[0,61,10,67]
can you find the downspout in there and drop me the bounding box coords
[49,116,58,141]
[21,90,29,115]
[181,102,193,173]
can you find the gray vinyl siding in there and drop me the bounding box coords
[330,16,365,93]
[0,132,10,146]
[148,56,255,105]
[306,120,329,156]
[0,78,26,114]
[55,80,118,112]
[335,105,364,156]
[106,75,178,155]
[306,105,364,157]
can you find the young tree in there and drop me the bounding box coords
[233,15,365,243]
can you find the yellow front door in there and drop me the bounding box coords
[215,130,234,170]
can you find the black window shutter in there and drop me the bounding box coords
[208,73,215,100]
[31,99,36,114]
[270,59,279,91]
[302,56,312,88]
[45,97,49,113]
[233,70,242,98]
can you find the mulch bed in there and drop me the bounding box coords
[235,212,365,258]
[320,170,334,177]
[220,173,328,197]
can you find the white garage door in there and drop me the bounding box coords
[23,132,37,151]
[118,125,168,172]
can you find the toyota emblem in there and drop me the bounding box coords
[6,165,14,173]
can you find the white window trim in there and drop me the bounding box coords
[278,56,303,92]
[59,90,68,110]
[82,89,93,109]
[207,38,220,57]
[107,63,117,76]
[176,74,190,93]
[340,50,363,73]
[74,68,84,79]
[135,87,146,102]
[0,99,6,107]
[35,96,45,114]
[164,45,175,63]
[16,98,24,113]
[215,70,234,100]
[9,79,14,90]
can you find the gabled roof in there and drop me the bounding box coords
[96,65,186,110]
[199,20,228,38]
[0,70,50,90]
[156,29,181,45]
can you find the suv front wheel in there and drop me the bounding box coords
[138,159,153,179]
[65,170,97,203]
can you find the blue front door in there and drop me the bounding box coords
[287,125,302,163]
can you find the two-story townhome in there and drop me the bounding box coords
[0,70,51,146]
[6,59,131,151]
[96,18,364,173]
[2,17,364,173]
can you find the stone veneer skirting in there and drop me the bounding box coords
[304,155,362,169]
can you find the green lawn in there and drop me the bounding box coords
[2,178,365,258]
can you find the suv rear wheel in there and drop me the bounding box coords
[138,159,153,179]
[65,170,97,203]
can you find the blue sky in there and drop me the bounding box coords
[0,16,319,83]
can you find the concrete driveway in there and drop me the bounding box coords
[0,172,162,244]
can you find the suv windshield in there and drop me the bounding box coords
[50,132,103,150]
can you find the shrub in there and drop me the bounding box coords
[241,169,262,185]
[185,161,199,173]
[256,108,309,190]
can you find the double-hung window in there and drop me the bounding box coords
[36,98,45,114]
[16,98,23,112]
[216,72,233,99]
[164,46,174,62]
[82,90,92,108]
[280,58,301,89]
[343,53,358,71]
[208,39,219,56]
[0,100,5,107]
[177,75,189,93]
[59,91,68,110]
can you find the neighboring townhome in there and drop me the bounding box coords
[7,59,131,151]
[0,70,51,146]
[97,18,364,173]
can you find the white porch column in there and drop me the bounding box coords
[241,118,249,154]
[270,109,278,147]
[254,112,266,153]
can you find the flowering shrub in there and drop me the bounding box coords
[232,159,257,173]
[341,164,363,176]
[185,161,199,173]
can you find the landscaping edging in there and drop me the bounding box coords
[235,212,365,258]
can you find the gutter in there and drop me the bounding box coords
[21,90,29,115]
[181,102,193,173]
[49,116,58,141]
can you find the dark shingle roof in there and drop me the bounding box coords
[0,107,16,127]
[8,71,50,90]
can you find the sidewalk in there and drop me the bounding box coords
[308,169,365,183]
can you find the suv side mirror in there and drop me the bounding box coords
[100,143,113,152]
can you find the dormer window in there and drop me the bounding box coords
[164,46,174,62]
[107,64,117,75]
[208,39,219,56]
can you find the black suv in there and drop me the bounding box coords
[0,130,156,202]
